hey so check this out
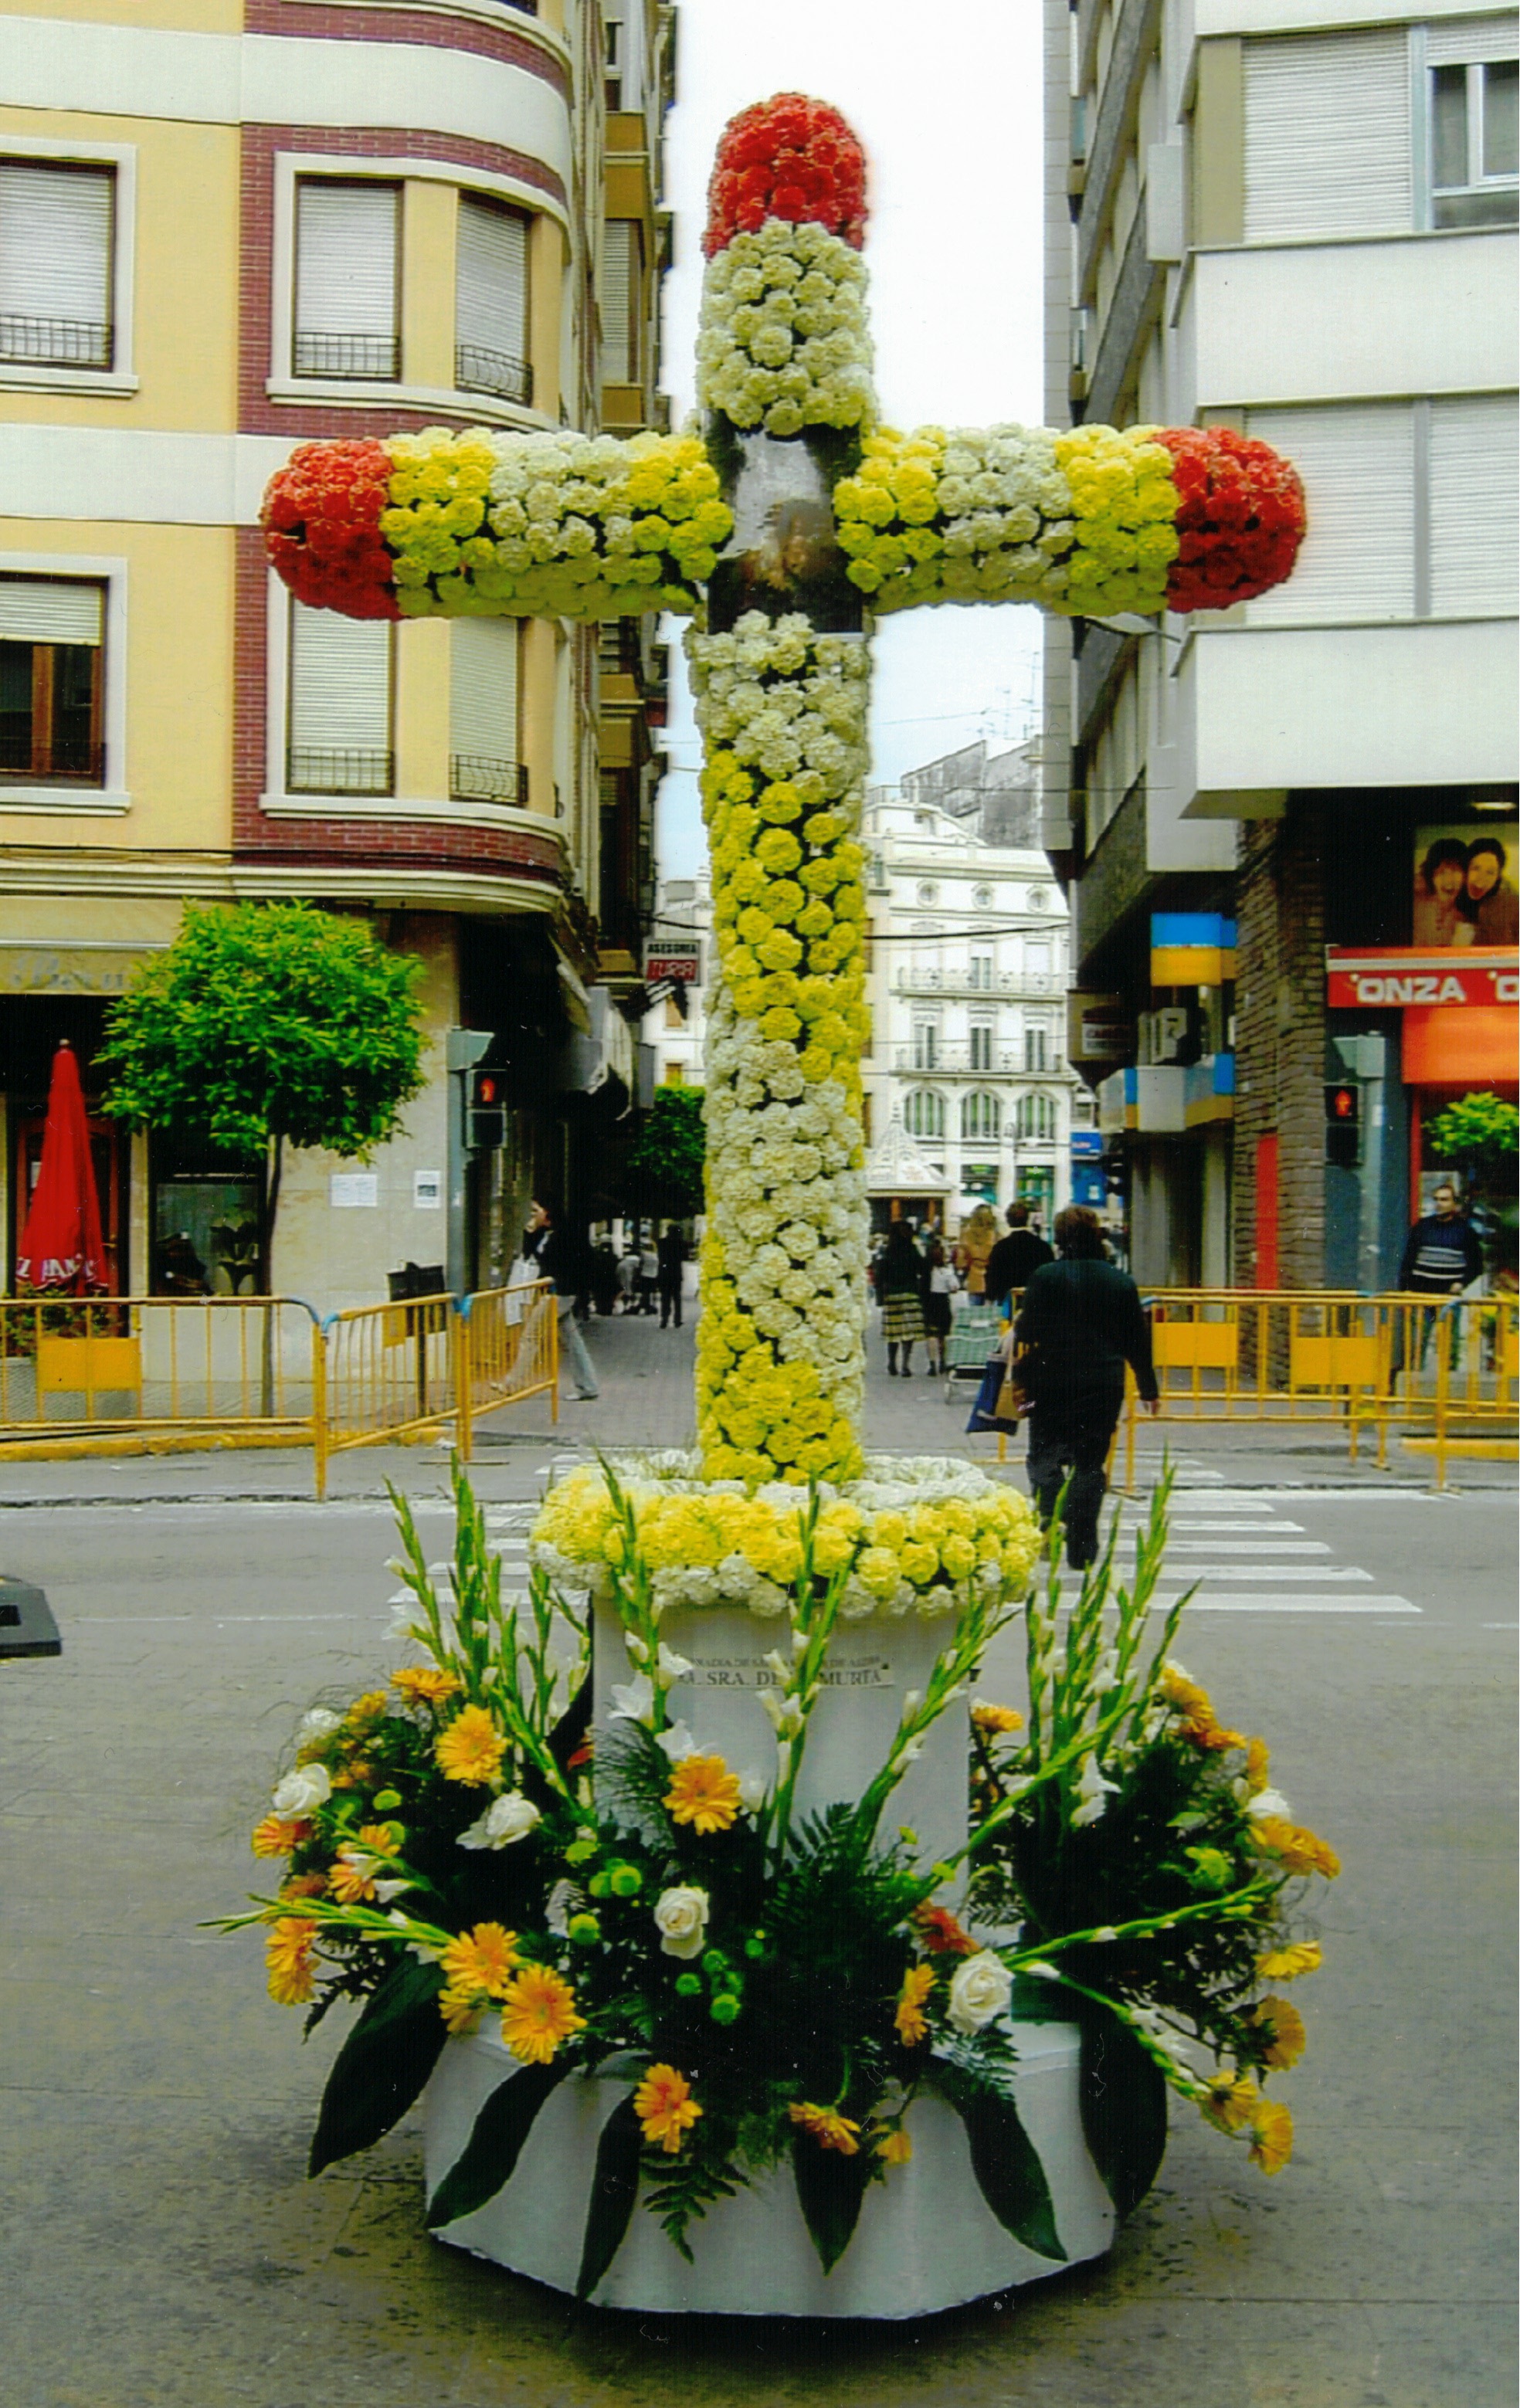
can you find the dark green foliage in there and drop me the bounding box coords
[575,2094,645,2299]
[1076,2003,1169,2220]
[928,2056,1067,2262]
[626,1084,706,1215]
[308,1955,447,2176]
[426,2063,569,2228]
[790,2124,877,2273]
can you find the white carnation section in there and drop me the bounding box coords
[696,221,876,436]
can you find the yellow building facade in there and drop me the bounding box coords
[0,0,674,1312]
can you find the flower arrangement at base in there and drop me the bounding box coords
[216,1462,1334,2292]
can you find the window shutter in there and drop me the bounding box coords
[288,603,391,766]
[1430,395,1519,616]
[293,181,399,376]
[450,616,520,799]
[1427,15,1518,66]
[0,577,103,644]
[1244,403,1415,620]
[1243,31,1412,239]
[602,220,638,384]
[0,164,112,365]
[456,196,528,397]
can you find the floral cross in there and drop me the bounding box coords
[261,93,1306,1486]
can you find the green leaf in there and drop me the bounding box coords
[930,2059,1067,2262]
[575,2093,643,2301]
[426,2061,569,2229]
[1077,2005,1169,2219]
[308,1956,446,2176]
[790,2130,876,2274]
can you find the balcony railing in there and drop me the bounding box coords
[895,967,1060,997]
[456,344,533,407]
[287,746,394,797]
[450,755,529,807]
[0,314,112,370]
[293,331,400,381]
[0,738,105,784]
[896,1044,1066,1076]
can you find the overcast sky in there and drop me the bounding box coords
[653,0,1047,884]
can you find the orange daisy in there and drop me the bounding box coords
[391,1665,461,1708]
[971,1702,1024,1738]
[663,1752,742,1834]
[912,1902,978,1958]
[434,1703,506,1787]
[788,2101,860,2155]
[1250,1817,1341,1880]
[438,1986,484,2035]
[1247,2097,1294,2175]
[499,1964,585,2065]
[439,1922,521,1999]
[264,1917,320,2007]
[1249,1994,1307,2070]
[633,2064,704,2155]
[1199,2071,1258,2134]
[327,1852,378,1905]
[280,1872,327,1902]
[251,1813,310,1860]
[874,2126,913,2166]
[894,1962,935,2047]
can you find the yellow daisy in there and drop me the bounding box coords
[434,1703,506,1787]
[264,1917,319,2007]
[663,1752,742,1835]
[1257,1941,1322,1982]
[894,1963,935,2047]
[633,2064,703,2155]
[788,2101,860,2156]
[1248,2098,1294,2175]
[439,1922,520,2000]
[499,1965,585,2065]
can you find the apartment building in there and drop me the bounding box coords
[0,0,675,1312]
[862,774,1092,1235]
[1044,0,1518,1288]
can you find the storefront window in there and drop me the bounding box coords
[151,1148,263,1294]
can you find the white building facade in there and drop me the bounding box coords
[863,788,1091,1232]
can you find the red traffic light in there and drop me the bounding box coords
[1325,1084,1359,1124]
[471,1071,500,1107]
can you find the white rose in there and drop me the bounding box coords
[456,1791,541,1851]
[298,1707,343,1741]
[947,1948,1013,2036]
[272,1763,331,1816]
[654,1884,711,1960]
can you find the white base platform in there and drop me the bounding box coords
[424,2020,1116,2317]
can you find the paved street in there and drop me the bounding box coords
[2,1310,1515,2408]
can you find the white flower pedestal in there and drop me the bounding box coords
[423,1589,1118,2315]
[424,2019,1114,2317]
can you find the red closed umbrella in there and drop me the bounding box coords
[15,1042,107,1293]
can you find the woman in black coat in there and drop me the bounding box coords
[1014,1206,1159,1568]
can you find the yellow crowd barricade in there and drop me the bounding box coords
[454,1281,559,1462]
[0,1293,319,1441]
[317,1290,460,1491]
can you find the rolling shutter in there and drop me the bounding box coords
[293,181,399,374]
[1430,394,1519,616]
[1244,404,1415,620]
[0,163,112,365]
[288,603,391,751]
[0,577,103,644]
[450,616,520,797]
[456,196,528,388]
[1427,15,1518,66]
[601,219,639,384]
[1243,31,1412,239]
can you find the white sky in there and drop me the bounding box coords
[653,0,1047,885]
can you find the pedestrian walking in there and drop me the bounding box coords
[1013,1204,1159,1569]
[1394,1179,1484,1379]
[922,1233,956,1375]
[638,1236,660,1316]
[657,1223,688,1328]
[521,1199,599,1401]
[983,1201,1055,1314]
[879,1221,928,1376]
[954,1202,999,1300]
[617,1245,640,1312]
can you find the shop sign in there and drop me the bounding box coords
[1067,990,1133,1063]
[646,941,702,983]
[1326,949,1519,1009]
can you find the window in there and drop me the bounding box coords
[293,180,399,381]
[450,618,523,805]
[962,1091,1000,1142]
[1026,886,1048,911]
[904,1089,945,1141]
[605,12,623,109]
[914,811,934,829]
[1017,1093,1057,1143]
[1430,395,1519,614]
[916,881,938,905]
[973,883,995,908]
[602,220,642,386]
[1243,29,1413,239]
[911,1020,939,1071]
[0,576,104,785]
[969,951,993,990]
[1430,54,1518,226]
[1025,1026,1049,1072]
[0,161,114,371]
[287,601,393,795]
[969,1021,994,1071]
[456,195,531,405]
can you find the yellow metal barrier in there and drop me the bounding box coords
[456,1281,559,1460]
[0,1294,318,1437]
[317,1292,460,1491]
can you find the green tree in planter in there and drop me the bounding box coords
[99,902,427,1292]
[1427,1091,1519,1276]
[627,1084,706,1219]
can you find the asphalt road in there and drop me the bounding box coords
[2,1431,1515,2408]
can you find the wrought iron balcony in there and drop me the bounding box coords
[0,314,112,370]
[287,746,395,797]
[456,344,534,406]
[894,966,1060,998]
[293,331,400,381]
[449,755,529,807]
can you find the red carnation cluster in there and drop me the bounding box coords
[703,93,867,257]
[260,439,400,619]
[1155,426,1307,615]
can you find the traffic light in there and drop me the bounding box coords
[1324,1081,1359,1168]
[467,1067,506,1151]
